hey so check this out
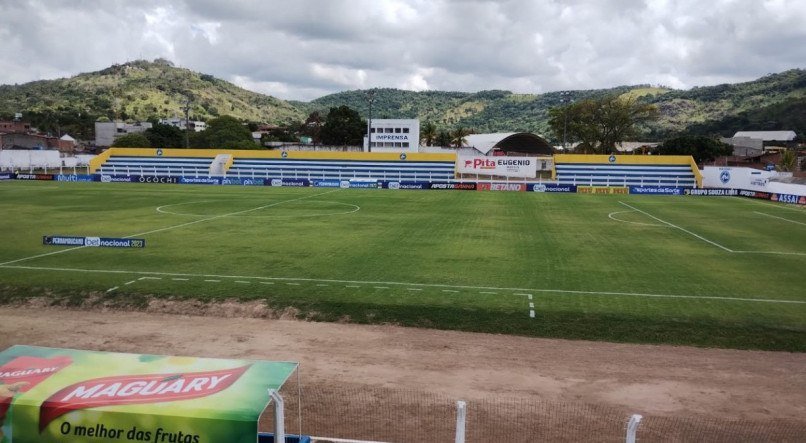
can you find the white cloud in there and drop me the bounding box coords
[0,0,803,101]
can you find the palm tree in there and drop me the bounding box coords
[420,121,437,146]
[435,130,452,148]
[451,127,470,148]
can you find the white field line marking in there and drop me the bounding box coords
[3,264,805,305]
[442,289,459,293]
[286,282,300,286]
[157,200,360,219]
[374,286,389,289]
[732,250,806,256]
[235,281,250,284]
[407,288,422,291]
[316,284,329,287]
[527,294,533,300]
[124,280,136,285]
[0,189,341,267]
[754,211,806,227]
[106,286,118,293]
[205,279,221,283]
[172,278,189,281]
[618,201,734,252]
[138,276,162,281]
[529,302,535,308]
[732,196,806,212]
[480,291,497,295]
[346,285,360,288]
[608,210,667,227]
[529,310,535,318]
[260,281,274,285]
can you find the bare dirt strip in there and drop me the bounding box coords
[2,304,803,423]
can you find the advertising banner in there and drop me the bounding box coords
[577,186,629,195]
[132,176,180,184]
[268,178,310,187]
[0,173,12,181]
[383,181,430,190]
[477,183,526,192]
[738,190,772,200]
[0,345,298,443]
[684,188,739,196]
[179,177,221,185]
[771,193,806,205]
[457,157,538,178]
[528,184,577,193]
[96,175,135,183]
[55,175,94,182]
[429,182,477,191]
[221,177,263,186]
[313,180,341,188]
[346,180,380,189]
[628,186,686,195]
[42,236,146,248]
[14,174,54,181]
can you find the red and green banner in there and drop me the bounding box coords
[0,345,298,443]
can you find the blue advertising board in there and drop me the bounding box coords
[628,186,686,195]
[268,178,310,187]
[221,177,264,186]
[429,182,477,191]
[96,174,135,183]
[56,174,95,182]
[772,193,805,205]
[383,181,430,190]
[0,173,12,180]
[528,183,577,193]
[180,177,222,185]
[43,235,146,248]
[313,180,341,188]
[684,188,739,196]
[14,173,54,181]
[347,180,380,189]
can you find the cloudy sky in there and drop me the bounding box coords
[1,0,804,101]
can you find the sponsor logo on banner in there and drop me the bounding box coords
[720,169,731,184]
[629,186,685,195]
[771,193,803,205]
[180,177,220,185]
[56,174,94,182]
[388,181,401,190]
[137,176,179,184]
[750,178,767,187]
[372,134,410,142]
[313,180,341,188]
[281,151,288,158]
[478,183,526,191]
[97,174,132,183]
[400,153,407,160]
[43,236,146,248]
[578,186,629,195]
[457,156,537,178]
[347,180,379,189]
[339,180,350,189]
[738,190,771,199]
[608,155,616,163]
[429,182,477,190]
[685,188,739,196]
[39,365,250,430]
[267,178,309,187]
[528,184,576,193]
[0,173,12,180]
[222,178,263,186]
[15,173,54,181]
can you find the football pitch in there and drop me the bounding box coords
[1,181,804,351]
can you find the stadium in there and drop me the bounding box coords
[1,143,804,442]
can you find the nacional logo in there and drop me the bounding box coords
[100,175,112,183]
[281,151,288,158]
[608,155,616,163]
[271,179,283,187]
[533,184,547,193]
[339,180,350,189]
[156,148,163,157]
[720,170,731,184]
[388,181,401,190]
[84,237,101,247]
[400,153,407,160]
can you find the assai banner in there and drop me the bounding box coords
[457,156,537,178]
[42,236,145,248]
[0,345,298,443]
[477,183,526,192]
[429,182,477,191]
[528,184,577,193]
[685,188,739,196]
[14,174,54,181]
[629,186,686,195]
[268,178,310,187]
[771,193,806,205]
[578,186,629,195]
[221,177,263,186]
[179,177,221,185]
[56,175,94,182]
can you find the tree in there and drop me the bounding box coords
[191,115,254,149]
[655,136,733,163]
[112,133,150,147]
[435,130,452,147]
[779,149,797,172]
[144,123,185,148]
[451,127,471,147]
[420,121,437,146]
[548,95,659,154]
[320,106,365,146]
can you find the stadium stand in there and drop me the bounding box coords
[227,157,455,181]
[96,156,214,177]
[554,155,701,187]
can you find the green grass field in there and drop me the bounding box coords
[1,181,804,351]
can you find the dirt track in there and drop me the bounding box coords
[1,305,804,421]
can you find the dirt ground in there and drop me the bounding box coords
[2,303,803,424]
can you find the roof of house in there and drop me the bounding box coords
[464,132,553,155]
[732,131,797,141]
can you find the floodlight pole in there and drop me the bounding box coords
[366,89,376,152]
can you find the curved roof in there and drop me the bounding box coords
[465,132,553,155]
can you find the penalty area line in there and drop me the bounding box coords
[618,201,734,252]
[1,264,804,305]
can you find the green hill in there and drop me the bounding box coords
[1,59,803,142]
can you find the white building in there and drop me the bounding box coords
[94,121,153,147]
[158,118,207,132]
[363,119,420,152]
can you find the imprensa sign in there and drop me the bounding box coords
[0,345,298,443]
[457,156,537,178]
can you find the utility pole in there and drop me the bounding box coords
[183,97,191,149]
[366,89,376,152]
[560,91,572,151]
